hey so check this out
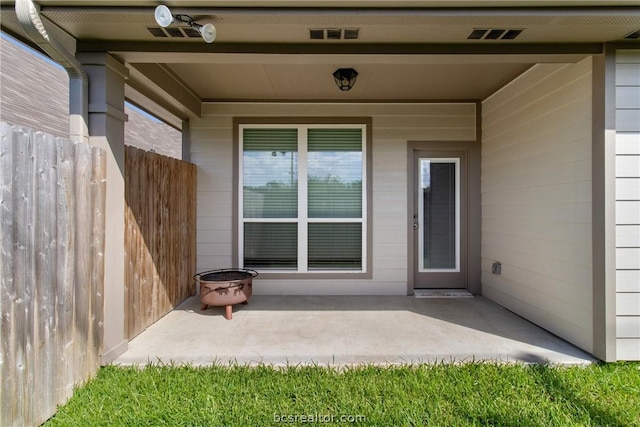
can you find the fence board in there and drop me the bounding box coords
[1,122,16,427]
[13,126,35,426]
[55,138,76,401]
[91,147,106,372]
[125,146,196,339]
[145,153,156,325]
[34,131,58,419]
[73,143,92,383]
[0,123,106,426]
[125,148,138,341]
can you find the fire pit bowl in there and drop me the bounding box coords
[193,268,258,320]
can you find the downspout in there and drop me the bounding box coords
[16,0,88,143]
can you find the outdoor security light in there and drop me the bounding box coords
[332,68,358,91]
[154,5,216,43]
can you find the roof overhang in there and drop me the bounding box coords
[1,1,638,121]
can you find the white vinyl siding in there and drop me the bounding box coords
[616,50,640,361]
[191,102,476,295]
[481,58,594,353]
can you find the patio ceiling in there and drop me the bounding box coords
[1,1,639,118]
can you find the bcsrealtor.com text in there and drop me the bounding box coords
[273,413,366,423]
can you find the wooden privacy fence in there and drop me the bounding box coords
[0,123,106,427]
[125,146,196,339]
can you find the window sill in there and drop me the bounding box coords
[252,271,372,280]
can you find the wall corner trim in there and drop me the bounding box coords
[591,48,618,362]
[99,340,129,365]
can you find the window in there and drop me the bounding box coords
[239,124,366,273]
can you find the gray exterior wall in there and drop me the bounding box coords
[615,49,640,361]
[192,102,477,295]
[0,35,181,159]
[125,106,182,159]
[0,35,69,138]
[481,58,594,354]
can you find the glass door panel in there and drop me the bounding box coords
[418,158,460,272]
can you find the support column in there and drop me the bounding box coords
[182,119,191,162]
[76,52,128,363]
[592,48,617,362]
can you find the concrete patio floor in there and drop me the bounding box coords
[114,295,596,367]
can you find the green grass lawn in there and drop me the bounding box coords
[45,362,640,426]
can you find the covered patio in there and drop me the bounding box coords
[2,1,636,368]
[2,2,639,425]
[115,295,594,366]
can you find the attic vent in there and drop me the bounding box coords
[327,29,342,40]
[147,27,167,38]
[502,29,524,40]
[309,29,324,40]
[182,27,202,38]
[344,29,360,40]
[309,29,360,40]
[147,27,203,39]
[625,29,640,40]
[165,27,184,38]
[467,28,524,40]
[467,29,488,40]
[485,29,506,39]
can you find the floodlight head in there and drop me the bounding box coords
[154,4,216,43]
[196,22,216,43]
[154,5,173,27]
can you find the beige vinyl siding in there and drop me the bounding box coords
[481,58,593,353]
[191,102,476,295]
[616,50,640,361]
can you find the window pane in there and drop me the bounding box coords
[422,161,457,269]
[308,223,362,270]
[244,223,297,269]
[308,129,362,218]
[243,129,298,218]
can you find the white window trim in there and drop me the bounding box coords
[238,123,367,274]
[418,157,461,273]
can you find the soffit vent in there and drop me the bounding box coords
[309,28,360,40]
[344,29,360,40]
[147,27,202,39]
[485,29,506,40]
[327,29,342,40]
[165,27,184,38]
[468,29,524,40]
[502,29,524,40]
[147,27,167,38]
[625,29,640,40]
[182,27,202,38]
[309,29,324,40]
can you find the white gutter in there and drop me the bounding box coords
[16,0,88,143]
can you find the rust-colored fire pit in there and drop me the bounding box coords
[193,269,257,320]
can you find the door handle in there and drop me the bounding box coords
[413,222,419,230]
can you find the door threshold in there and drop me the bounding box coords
[413,289,473,298]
